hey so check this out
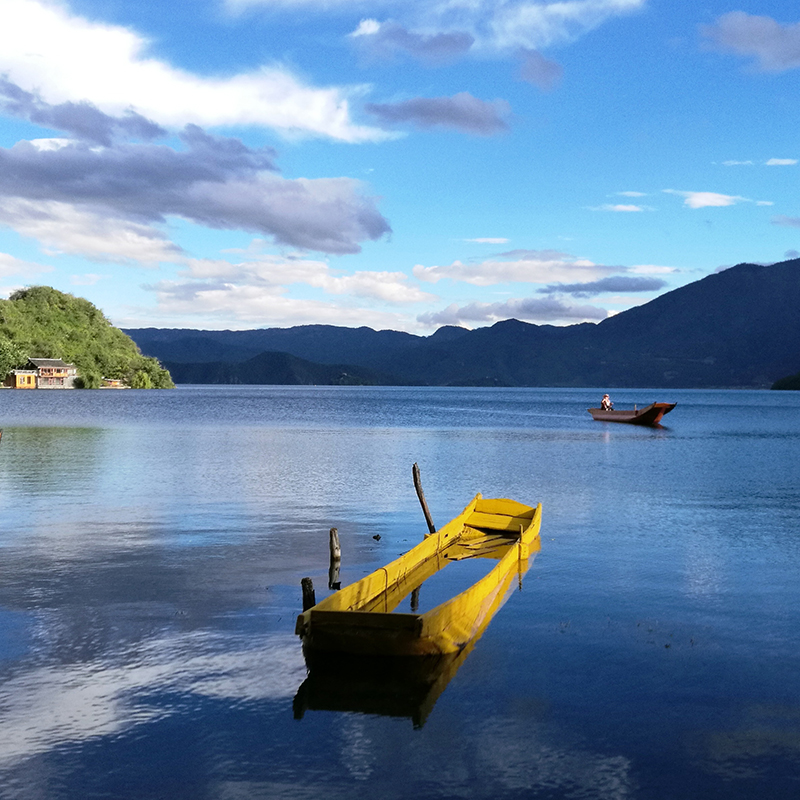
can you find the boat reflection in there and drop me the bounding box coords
[294,536,540,728]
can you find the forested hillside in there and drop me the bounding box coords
[0,287,173,388]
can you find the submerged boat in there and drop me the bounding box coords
[588,402,676,426]
[295,494,542,659]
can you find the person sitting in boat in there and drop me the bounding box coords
[601,394,613,410]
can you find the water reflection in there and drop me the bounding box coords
[0,630,305,767]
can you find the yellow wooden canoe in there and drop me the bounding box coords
[295,494,542,658]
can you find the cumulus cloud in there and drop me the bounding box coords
[146,280,415,329]
[413,249,617,285]
[180,254,434,304]
[0,0,383,142]
[418,295,608,326]
[0,199,183,264]
[702,12,800,72]
[538,275,667,296]
[350,19,474,64]
[663,190,749,209]
[0,250,54,278]
[0,119,391,257]
[365,92,510,135]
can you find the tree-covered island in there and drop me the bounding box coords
[0,286,174,388]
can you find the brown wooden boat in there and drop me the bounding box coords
[588,402,676,426]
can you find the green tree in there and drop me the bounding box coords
[0,336,27,378]
[130,370,153,389]
[0,287,174,389]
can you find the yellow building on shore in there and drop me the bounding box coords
[3,359,78,389]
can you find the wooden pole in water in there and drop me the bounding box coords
[412,462,436,535]
[301,577,316,610]
[328,527,341,590]
[329,527,341,561]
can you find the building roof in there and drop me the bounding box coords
[28,358,75,368]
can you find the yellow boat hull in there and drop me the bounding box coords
[295,494,542,657]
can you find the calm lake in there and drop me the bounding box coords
[1,386,799,799]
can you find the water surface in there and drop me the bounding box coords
[1,387,799,799]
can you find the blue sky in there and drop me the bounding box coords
[1,0,799,332]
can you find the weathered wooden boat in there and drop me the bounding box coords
[588,402,676,426]
[295,494,542,659]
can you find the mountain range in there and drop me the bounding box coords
[125,258,800,389]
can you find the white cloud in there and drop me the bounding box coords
[351,18,383,37]
[147,280,416,329]
[616,191,646,197]
[0,250,54,278]
[413,250,616,286]
[0,198,182,264]
[722,160,754,166]
[182,255,435,304]
[465,238,510,244]
[485,0,645,51]
[663,190,748,209]
[0,0,384,142]
[766,158,797,166]
[343,1,648,59]
[591,204,646,212]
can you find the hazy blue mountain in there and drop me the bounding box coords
[126,258,800,388]
[163,350,394,386]
[128,325,421,366]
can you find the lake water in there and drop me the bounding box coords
[1,386,799,799]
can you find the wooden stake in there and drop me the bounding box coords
[412,462,436,535]
[301,577,316,611]
[328,527,342,590]
[329,527,341,561]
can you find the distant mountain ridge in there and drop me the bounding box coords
[125,258,800,388]
[163,351,394,386]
